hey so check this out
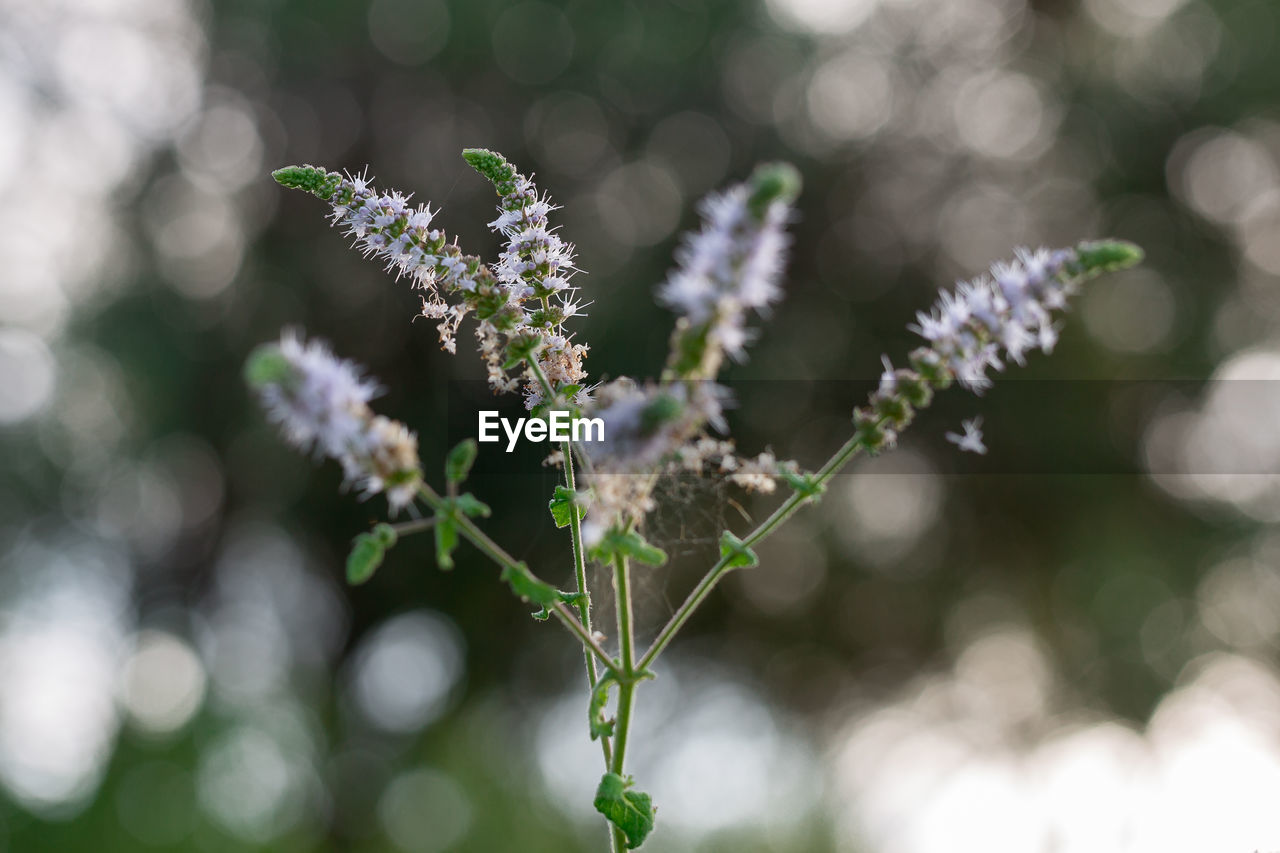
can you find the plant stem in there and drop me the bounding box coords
[387,516,438,536]
[524,356,611,763]
[563,448,595,679]
[637,432,866,671]
[418,484,623,680]
[609,550,638,853]
[565,441,614,770]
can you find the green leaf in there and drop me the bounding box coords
[455,493,491,518]
[346,533,385,585]
[434,517,458,571]
[445,439,478,485]
[345,524,400,585]
[500,564,586,620]
[718,531,759,570]
[617,531,667,566]
[589,530,668,567]
[501,562,558,617]
[588,675,617,740]
[534,589,588,620]
[548,485,580,528]
[593,773,655,849]
[370,522,398,548]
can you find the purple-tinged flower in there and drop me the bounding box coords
[946,417,988,455]
[910,247,1075,392]
[246,330,423,513]
[661,163,800,379]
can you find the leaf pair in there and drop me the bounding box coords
[434,493,491,570]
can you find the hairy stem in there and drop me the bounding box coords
[525,357,611,764]
[637,432,865,671]
[609,550,638,853]
[418,484,623,680]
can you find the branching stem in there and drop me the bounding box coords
[418,483,622,680]
[637,432,866,671]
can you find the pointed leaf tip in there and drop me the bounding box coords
[445,439,479,485]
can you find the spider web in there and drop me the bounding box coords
[588,470,752,631]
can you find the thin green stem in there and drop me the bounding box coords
[525,356,610,763]
[565,441,612,771]
[608,550,638,853]
[563,447,595,681]
[637,432,866,671]
[418,484,623,680]
[387,516,438,537]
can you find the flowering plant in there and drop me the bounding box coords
[250,149,1141,850]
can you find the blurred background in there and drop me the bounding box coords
[3,0,1280,850]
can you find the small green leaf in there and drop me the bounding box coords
[435,517,458,571]
[593,773,655,849]
[346,533,385,585]
[532,589,589,620]
[618,531,667,567]
[455,493,492,518]
[445,439,478,485]
[370,523,398,548]
[718,531,759,570]
[500,564,586,620]
[589,530,667,567]
[501,562,559,608]
[589,675,617,740]
[548,485,580,528]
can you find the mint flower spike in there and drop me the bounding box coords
[576,164,804,546]
[858,239,1143,454]
[246,330,423,513]
[273,163,549,395]
[661,162,801,380]
[464,148,588,408]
